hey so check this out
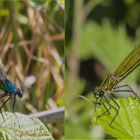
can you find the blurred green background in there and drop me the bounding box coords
[65,0,140,139]
[0,0,64,139]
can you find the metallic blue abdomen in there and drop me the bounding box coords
[0,79,16,94]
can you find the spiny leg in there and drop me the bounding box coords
[113,84,140,100]
[103,103,111,115]
[95,95,114,126]
[113,89,140,103]
[113,84,131,89]
[107,94,120,126]
[96,102,111,122]
[96,96,112,122]
[93,97,103,113]
[93,98,98,113]
[93,94,119,127]
[0,94,11,120]
[0,95,12,126]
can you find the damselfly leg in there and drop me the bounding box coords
[0,94,12,125]
[113,84,140,102]
[95,94,120,127]
[107,94,120,126]
[0,94,20,128]
[96,102,111,120]
[93,97,104,113]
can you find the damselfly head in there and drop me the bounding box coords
[93,87,105,98]
[15,88,23,98]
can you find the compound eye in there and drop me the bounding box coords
[98,91,104,97]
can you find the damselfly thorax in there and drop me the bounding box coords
[93,73,120,99]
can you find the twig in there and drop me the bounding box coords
[28,107,64,123]
[83,0,103,21]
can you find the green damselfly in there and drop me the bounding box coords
[93,45,140,126]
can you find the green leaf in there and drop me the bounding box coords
[80,20,139,83]
[0,112,54,140]
[80,20,134,72]
[92,97,140,139]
